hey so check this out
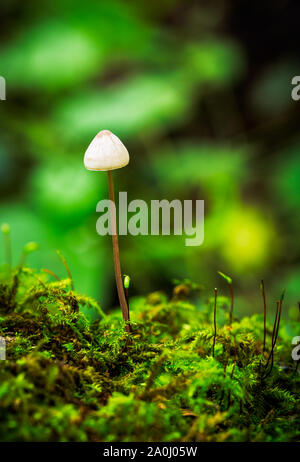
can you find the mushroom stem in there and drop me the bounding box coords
[107,171,131,332]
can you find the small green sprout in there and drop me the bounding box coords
[218,271,234,325]
[23,242,39,254]
[123,274,131,322]
[19,242,39,267]
[218,271,232,285]
[123,275,131,289]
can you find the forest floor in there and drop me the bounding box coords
[0,267,299,442]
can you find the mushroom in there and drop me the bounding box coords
[84,130,130,332]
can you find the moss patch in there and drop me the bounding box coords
[0,267,299,442]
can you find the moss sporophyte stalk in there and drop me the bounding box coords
[0,225,299,441]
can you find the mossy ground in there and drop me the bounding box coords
[0,266,299,442]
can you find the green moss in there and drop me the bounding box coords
[0,266,299,442]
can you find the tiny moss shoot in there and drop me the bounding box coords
[218,271,234,325]
[123,274,131,321]
[19,242,39,267]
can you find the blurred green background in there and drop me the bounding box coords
[1,0,300,316]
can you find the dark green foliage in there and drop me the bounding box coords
[0,268,299,442]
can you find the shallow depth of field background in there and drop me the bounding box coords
[0,0,300,317]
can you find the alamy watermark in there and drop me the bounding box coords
[96,192,204,246]
[291,336,300,362]
[291,76,300,101]
[0,76,6,100]
[0,337,6,360]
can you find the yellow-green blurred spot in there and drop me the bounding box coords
[1,223,10,235]
[221,209,276,269]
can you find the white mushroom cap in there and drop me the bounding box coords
[84,130,130,171]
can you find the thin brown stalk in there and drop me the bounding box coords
[264,301,278,372]
[42,268,61,281]
[261,279,267,352]
[273,298,283,350]
[271,302,279,349]
[125,287,130,321]
[56,250,74,291]
[107,171,130,333]
[212,288,217,357]
[269,301,282,376]
[265,301,282,377]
